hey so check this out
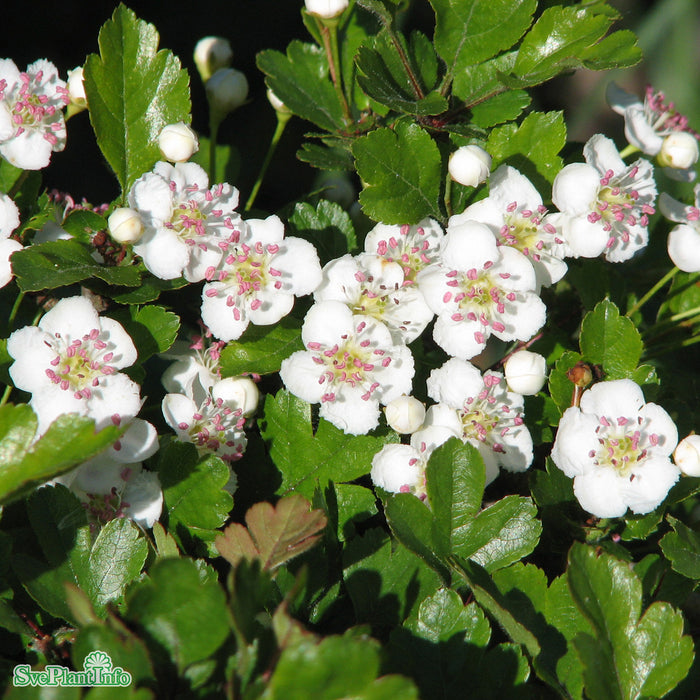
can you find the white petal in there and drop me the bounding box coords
[622,457,680,514]
[0,130,53,170]
[40,296,99,338]
[551,407,601,477]
[659,192,693,224]
[433,313,486,360]
[427,357,483,408]
[122,471,163,528]
[7,327,55,393]
[272,237,322,295]
[0,238,22,287]
[499,425,534,472]
[314,254,360,303]
[580,379,645,420]
[301,301,354,347]
[201,288,250,341]
[583,134,626,175]
[129,172,173,224]
[99,317,137,369]
[552,163,600,216]
[640,402,678,456]
[162,392,198,432]
[320,390,381,434]
[279,351,326,403]
[133,228,189,280]
[605,82,640,115]
[623,105,663,155]
[560,214,609,258]
[247,288,294,325]
[573,469,628,518]
[111,419,159,463]
[667,224,700,272]
[246,214,285,245]
[0,193,20,238]
[371,444,422,493]
[441,221,499,270]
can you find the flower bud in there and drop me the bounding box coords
[266,88,292,116]
[158,122,199,162]
[384,395,426,434]
[206,68,249,118]
[503,350,547,396]
[658,132,699,170]
[194,36,233,83]
[448,145,491,187]
[674,434,700,476]
[67,66,87,108]
[108,207,144,244]
[567,362,593,388]
[304,0,349,19]
[213,376,260,417]
[667,224,700,273]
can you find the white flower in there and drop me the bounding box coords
[108,207,144,244]
[129,161,241,281]
[504,350,547,396]
[280,301,415,435]
[66,67,86,108]
[363,218,444,282]
[607,82,699,177]
[314,253,433,344]
[7,296,141,435]
[552,134,657,263]
[194,36,233,84]
[659,184,700,272]
[551,379,679,518]
[417,220,546,360]
[70,456,163,529]
[448,145,491,187]
[206,68,248,117]
[162,334,225,395]
[201,214,322,341]
[162,376,248,463]
[304,0,349,19]
[0,192,21,287]
[0,59,69,170]
[158,122,199,163]
[674,435,700,477]
[453,165,567,288]
[384,395,426,434]
[426,357,534,483]
[222,375,259,416]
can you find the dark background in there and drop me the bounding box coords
[3,0,699,210]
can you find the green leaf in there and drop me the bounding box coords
[83,5,191,194]
[0,406,122,506]
[155,441,233,553]
[106,272,188,304]
[547,350,583,418]
[220,316,304,377]
[353,120,442,224]
[61,210,108,243]
[126,557,230,671]
[567,543,694,700]
[215,494,327,571]
[288,200,357,264]
[580,29,642,70]
[12,239,141,292]
[429,0,536,75]
[658,271,700,318]
[298,141,355,172]
[111,305,180,364]
[257,41,346,133]
[470,90,531,129]
[579,300,643,379]
[660,515,700,579]
[455,51,518,105]
[486,111,566,186]
[259,389,397,497]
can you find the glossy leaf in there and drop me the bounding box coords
[660,515,700,579]
[111,304,180,364]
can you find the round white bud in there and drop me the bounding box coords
[206,68,249,117]
[371,444,422,493]
[158,122,199,162]
[384,395,426,434]
[674,435,700,477]
[448,145,492,187]
[667,224,700,273]
[658,132,699,170]
[194,36,233,83]
[67,66,87,107]
[108,207,144,244]
[266,88,292,115]
[504,350,547,396]
[213,376,260,417]
[304,0,349,19]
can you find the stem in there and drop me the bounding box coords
[387,33,424,100]
[319,19,352,126]
[244,115,290,212]
[619,144,641,159]
[444,171,453,219]
[626,267,680,317]
[7,291,24,332]
[643,304,700,341]
[0,384,12,407]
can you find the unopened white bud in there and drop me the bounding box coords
[304,0,349,19]
[194,36,233,84]
[667,224,700,273]
[674,435,700,476]
[371,444,422,493]
[108,207,144,244]
[448,145,492,187]
[158,122,199,162]
[206,68,249,117]
[67,67,86,107]
[213,376,260,417]
[658,132,699,170]
[266,89,292,116]
[384,395,426,434]
[504,350,547,396]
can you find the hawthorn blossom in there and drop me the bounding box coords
[417,220,546,360]
[7,296,141,435]
[674,435,700,477]
[280,301,415,435]
[194,37,233,84]
[363,218,444,282]
[503,350,547,396]
[607,83,699,177]
[384,395,426,434]
[551,379,679,518]
[128,161,241,281]
[0,59,69,170]
[448,145,492,187]
[314,253,433,343]
[452,165,567,288]
[0,192,22,287]
[162,333,225,395]
[425,357,534,484]
[201,214,322,342]
[552,134,656,263]
[659,184,700,272]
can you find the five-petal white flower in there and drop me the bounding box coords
[659,184,700,272]
[551,379,679,518]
